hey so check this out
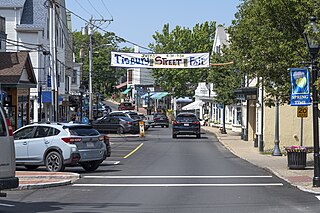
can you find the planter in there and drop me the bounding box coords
[286,146,307,169]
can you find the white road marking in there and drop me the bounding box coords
[73,183,283,187]
[316,195,320,200]
[103,161,120,165]
[0,203,15,207]
[82,175,273,179]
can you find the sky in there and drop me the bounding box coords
[65,0,242,52]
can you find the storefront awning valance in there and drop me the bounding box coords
[122,88,131,95]
[38,91,63,103]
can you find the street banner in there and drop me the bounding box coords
[290,68,310,106]
[111,52,210,68]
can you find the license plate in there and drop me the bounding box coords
[184,123,189,126]
[87,142,94,147]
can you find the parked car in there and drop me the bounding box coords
[0,107,19,196]
[172,112,201,138]
[13,123,107,172]
[92,116,140,134]
[108,111,149,130]
[118,102,135,111]
[151,113,169,128]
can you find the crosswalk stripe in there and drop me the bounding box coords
[82,175,273,179]
[73,183,283,187]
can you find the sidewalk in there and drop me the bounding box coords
[202,126,320,194]
[14,171,80,190]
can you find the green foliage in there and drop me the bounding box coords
[150,22,216,97]
[229,0,320,106]
[72,30,129,95]
[209,49,241,105]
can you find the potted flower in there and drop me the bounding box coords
[285,146,307,169]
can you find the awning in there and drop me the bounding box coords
[38,91,63,103]
[151,92,169,100]
[122,88,131,95]
[141,92,155,98]
[176,97,192,103]
[115,81,128,89]
[182,101,203,110]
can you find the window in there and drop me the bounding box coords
[0,110,6,136]
[34,126,50,138]
[48,127,60,136]
[14,127,35,140]
[71,69,77,84]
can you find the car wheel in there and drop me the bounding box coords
[81,160,101,172]
[161,126,164,128]
[166,125,169,128]
[196,134,201,139]
[45,151,65,172]
[24,165,39,170]
[117,127,124,134]
[172,134,177,138]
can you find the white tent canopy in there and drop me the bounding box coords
[182,100,203,110]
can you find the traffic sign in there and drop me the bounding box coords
[297,106,308,118]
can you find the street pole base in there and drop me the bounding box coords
[313,177,320,187]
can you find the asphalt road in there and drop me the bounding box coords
[1,126,320,212]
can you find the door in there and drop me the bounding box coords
[27,126,53,162]
[13,126,35,162]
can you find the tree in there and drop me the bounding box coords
[208,49,241,133]
[150,22,216,97]
[229,0,320,106]
[72,30,129,96]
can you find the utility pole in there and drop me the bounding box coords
[49,0,57,122]
[83,17,112,122]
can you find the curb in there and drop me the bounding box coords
[16,179,73,190]
[14,173,81,190]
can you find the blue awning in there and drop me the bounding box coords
[122,88,131,95]
[151,92,169,100]
[38,91,63,103]
[141,92,155,98]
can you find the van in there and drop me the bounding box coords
[0,107,19,197]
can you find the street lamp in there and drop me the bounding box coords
[272,95,282,156]
[304,16,320,187]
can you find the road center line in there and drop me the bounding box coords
[73,183,283,187]
[83,175,273,179]
[123,143,143,158]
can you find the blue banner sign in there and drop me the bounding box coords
[290,68,310,106]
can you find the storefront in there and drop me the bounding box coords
[0,52,37,131]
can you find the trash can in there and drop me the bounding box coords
[286,146,307,169]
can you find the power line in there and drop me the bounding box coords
[100,0,113,20]
[87,0,104,19]
[74,0,92,16]
[56,1,153,52]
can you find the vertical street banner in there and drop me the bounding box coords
[110,52,210,68]
[290,68,310,106]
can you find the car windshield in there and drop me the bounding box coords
[176,114,198,122]
[122,103,132,107]
[154,114,166,118]
[67,126,100,136]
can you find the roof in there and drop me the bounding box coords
[17,0,47,30]
[0,0,26,8]
[0,52,37,88]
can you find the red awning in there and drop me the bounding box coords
[115,81,127,89]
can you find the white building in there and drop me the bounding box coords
[0,0,70,122]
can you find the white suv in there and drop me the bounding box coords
[14,123,106,172]
[0,107,19,197]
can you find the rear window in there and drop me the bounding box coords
[122,103,132,107]
[154,113,166,118]
[67,126,99,136]
[176,114,198,122]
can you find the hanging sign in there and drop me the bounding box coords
[111,52,210,68]
[290,68,310,106]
